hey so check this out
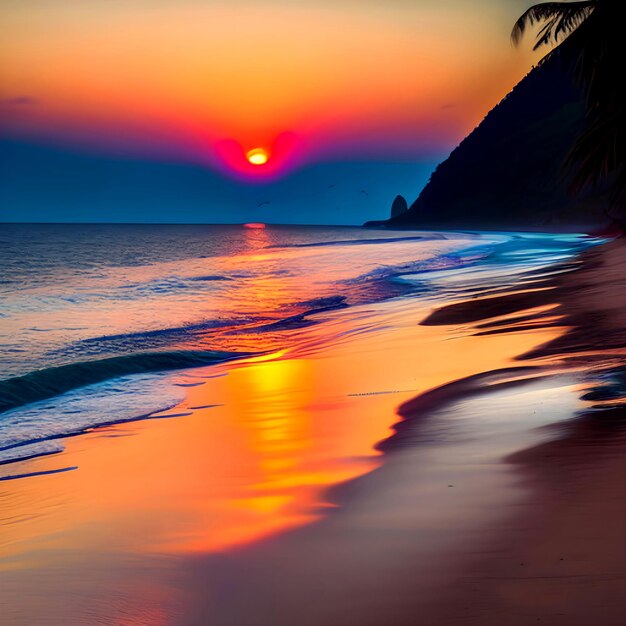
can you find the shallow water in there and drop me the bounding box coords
[0,224,487,376]
[1,224,500,452]
[0,224,601,624]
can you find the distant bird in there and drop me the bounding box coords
[360,190,369,196]
[327,184,336,189]
[257,201,271,207]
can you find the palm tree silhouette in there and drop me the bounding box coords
[512,0,624,211]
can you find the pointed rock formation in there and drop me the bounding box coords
[390,195,408,218]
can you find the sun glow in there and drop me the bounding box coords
[214,134,297,180]
[246,148,269,165]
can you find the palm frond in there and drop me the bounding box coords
[511,1,595,49]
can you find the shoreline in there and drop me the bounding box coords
[1,233,624,624]
[414,238,626,624]
[172,237,624,625]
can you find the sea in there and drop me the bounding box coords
[0,223,597,472]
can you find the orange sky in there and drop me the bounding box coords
[0,1,543,166]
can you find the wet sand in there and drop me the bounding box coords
[1,237,625,625]
[421,239,626,625]
[175,238,626,625]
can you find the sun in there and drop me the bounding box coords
[246,148,269,166]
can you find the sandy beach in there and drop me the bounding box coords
[416,239,626,625]
[0,231,624,625]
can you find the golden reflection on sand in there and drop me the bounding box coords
[0,303,564,569]
[0,293,571,626]
[0,229,573,625]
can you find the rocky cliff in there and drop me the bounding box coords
[371,36,612,231]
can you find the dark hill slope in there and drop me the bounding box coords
[377,39,611,231]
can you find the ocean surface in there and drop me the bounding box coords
[2,222,613,625]
[0,223,595,471]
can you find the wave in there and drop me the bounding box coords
[49,317,261,363]
[345,246,494,287]
[250,296,349,332]
[58,299,349,360]
[0,374,189,457]
[0,349,252,415]
[268,234,450,249]
[2,235,547,415]
[0,441,63,466]
[187,275,233,282]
